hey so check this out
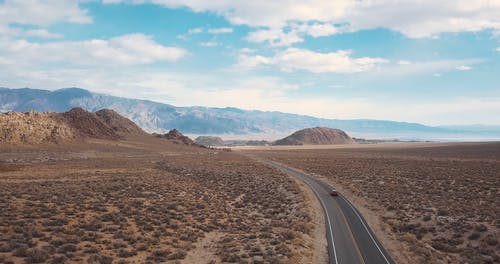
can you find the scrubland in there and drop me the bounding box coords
[0,139,321,263]
[251,142,500,263]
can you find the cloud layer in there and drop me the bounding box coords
[0,34,187,67]
[132,0,500,39]
[238,48,388,73]
[0,0,92,26]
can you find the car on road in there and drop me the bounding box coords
[330,188,338,196]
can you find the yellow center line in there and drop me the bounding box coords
[331,198,366,264]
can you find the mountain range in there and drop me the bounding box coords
[1,87,499,141]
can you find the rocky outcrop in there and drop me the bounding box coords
[0,111,75,144]
[156,129,195,145]
[0,108,146,144]
[194,136,225,147]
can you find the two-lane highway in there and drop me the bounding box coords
[245,154,395,264]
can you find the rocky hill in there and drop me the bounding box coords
[61,108,119,140]
[274,127,356,145]
[194,136,225,147]
[0,108,144,144]
[156,129,195,146]
[0,111,75,144]
[95,109,146,135]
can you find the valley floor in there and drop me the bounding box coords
[0,137,325,263]
[245,142,500,264]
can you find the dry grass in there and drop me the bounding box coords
[0,138,318,263]
[250,142,500,263]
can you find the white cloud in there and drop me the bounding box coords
[188,27,203,34]
[0,0,92,26]
[293,22,339,38]
[238,48,388,73]
[207,27,233,34]
[200,41,218,47]
[117,0,500,39]
[245,22,342,46]
[496,47,500,51]
[178,27,233,40]
[397,60,412,65]
[24,29,63,39]
[456,65,472,71]
[0,26,62,39]
[143,0,351,28]
[345,1,500,38]
[371,59,483,78]
[239,48,255,54]
[245,28,303,46]
[0,34,187,66]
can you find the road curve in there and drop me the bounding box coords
[245,155,395,264]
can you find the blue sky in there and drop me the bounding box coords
[0,1,499,125]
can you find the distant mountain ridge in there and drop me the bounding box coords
[1,87,498,140]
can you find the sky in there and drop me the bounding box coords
[0,0,499,126]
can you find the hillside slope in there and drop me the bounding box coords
[95,109,146,135]
[60,108,119,140]
[274,127,356,145]
[0,108,144,144]
[0,111,75,144]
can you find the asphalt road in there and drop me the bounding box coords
[246,155,395,264]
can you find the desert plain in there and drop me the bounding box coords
[0,136,498,264]
[246,142,500,263]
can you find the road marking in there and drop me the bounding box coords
[240,155,340,264]
[309,181,339,264]
[240,154,392,264]
[340,195,392,264]
[268,161,339,264]
[331,197,366,264]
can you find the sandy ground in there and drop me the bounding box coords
[182,232,223,264]
[231,141,450,151]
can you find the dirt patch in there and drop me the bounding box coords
[182,232,223,263]
[0,163,23,172]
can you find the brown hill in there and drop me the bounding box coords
[0,108,149,144]
[274,127,356,145]
[0,111,75,144]
[60,108,119,140]
[95,109,146,136]
[156,129,195,145]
